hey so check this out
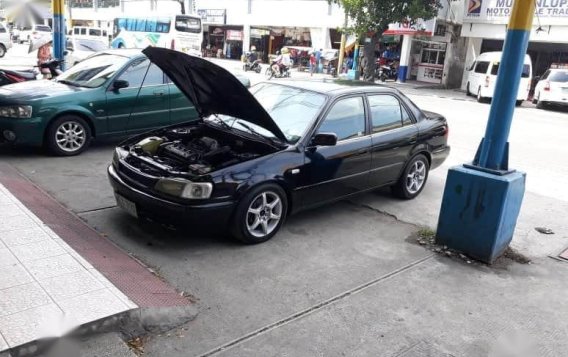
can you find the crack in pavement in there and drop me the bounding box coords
[346,200,401,222]
[196,254,435,357]
[77,205,118,215]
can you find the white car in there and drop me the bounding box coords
[0,23,13,58]
[533,68,568,108]
[19,24,52,44]
[65,37,109,67]
[465,51,532,105]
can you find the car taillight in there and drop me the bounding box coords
[484,76,490,87]
[444,125,449,138]
[544,81,551,91]
[170,39,175,50]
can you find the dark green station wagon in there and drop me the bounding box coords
[0,49,250,156]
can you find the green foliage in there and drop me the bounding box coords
[331,0,441,35]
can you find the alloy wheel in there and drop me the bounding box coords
[246,191,283,238]
[406,160,427,194]
[55,121,86,153]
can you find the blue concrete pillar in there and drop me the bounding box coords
[397,34,412,83]
[436,0,535,263]
[53,0,66,70]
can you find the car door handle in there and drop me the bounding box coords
[409,136,417,144]
[153,90,165,96]
[357,148,368,155]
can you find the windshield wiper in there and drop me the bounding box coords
[208,114,233,131]
[234,120,281,147]
[79,44,97,52]
[57,80,82,87]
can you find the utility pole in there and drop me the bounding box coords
[436,0,535,263]
[336,12,348,77]
[53,0,66,70]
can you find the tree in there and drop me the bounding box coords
[331,0,441,81]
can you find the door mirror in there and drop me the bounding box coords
[311,133,337,147]
[112,79,129,91]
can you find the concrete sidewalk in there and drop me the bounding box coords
[0,163,195,355]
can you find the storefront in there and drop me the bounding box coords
[410,40,447,83]
[460,0,568,90]
[203,26,244,59]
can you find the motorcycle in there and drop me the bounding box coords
[243,53,262,74]
[377,62,398,82]
[0,59,64,86]
[265,62,291,80]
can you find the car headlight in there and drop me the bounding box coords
[0,105,33,119]
[154,178,213,199]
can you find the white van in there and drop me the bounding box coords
[465,51,532,105]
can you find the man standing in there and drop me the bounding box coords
[315,48,322,73]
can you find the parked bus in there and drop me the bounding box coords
[111,15,202,56]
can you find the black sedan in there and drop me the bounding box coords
[108,47,450,244]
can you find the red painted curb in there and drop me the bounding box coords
[0,163,190,308]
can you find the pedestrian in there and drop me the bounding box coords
[309,51,316,76]
[37,41,53,79]
[315,48,322,73]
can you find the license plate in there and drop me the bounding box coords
[115,194,138,218]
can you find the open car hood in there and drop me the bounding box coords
[142,47,287,142]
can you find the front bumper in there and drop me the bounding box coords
[0,117,45,146]
[108,165,235,228]
[431,145,450,170]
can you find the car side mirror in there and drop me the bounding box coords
[112,79,129,91]
[310,133,337,147]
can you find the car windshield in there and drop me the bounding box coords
[175,16,201,33]
[211,83,327,144]
[74,39,108,52]
[548,70,568,82]
[56,54,130,88]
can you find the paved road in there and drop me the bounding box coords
[1,53,567,355]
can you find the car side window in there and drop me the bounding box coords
[0,26,6,34]
[318,97,366,141]
[142,63,165,86]
[368,95,406,133]
[116,59,150,89]
[467,61,476,71]
[475,61,490,74]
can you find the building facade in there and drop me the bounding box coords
[395,0,467,87]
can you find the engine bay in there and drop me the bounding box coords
[126,124,276,176]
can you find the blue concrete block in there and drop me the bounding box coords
[436,165,526,264]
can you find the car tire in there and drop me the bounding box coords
[536,99,546,109]
[466,82,471,96]
[477,87,484,103]
[532,92,539,105]
[391,154,430,200]
[515,100,523,107]
[0,45,6,58]
[46,115,92,156]
[231,183,288,244]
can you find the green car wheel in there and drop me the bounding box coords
[46,115,92,156]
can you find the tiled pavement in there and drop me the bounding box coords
[0,183,137,351]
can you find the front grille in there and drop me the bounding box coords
[118,160,159,189]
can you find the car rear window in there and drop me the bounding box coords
[490,63,530,78]
[548,71,568,82]
[474,61,489,74]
